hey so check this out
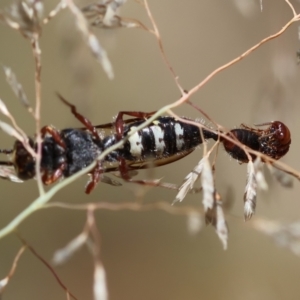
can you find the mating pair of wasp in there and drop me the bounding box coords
[0,95,291,193]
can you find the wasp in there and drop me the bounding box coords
[221,121,291,163]
[0,95,218,193]
[0,95,291,193]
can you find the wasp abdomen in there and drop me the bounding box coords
[122,117,215,160]
[222,129,260,163]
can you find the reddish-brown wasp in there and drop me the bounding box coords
[221,121,291,163]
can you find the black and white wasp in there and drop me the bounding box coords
[0,94,291,193]
[0,95,218,193]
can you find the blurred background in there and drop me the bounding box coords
[0,0,300,299]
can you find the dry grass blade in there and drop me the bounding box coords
[3,66,31,111]
[174,158,204,203]
[65,0,114,79]
[94,261,108,300]
[52,232,89,265]
[201,156,214,212]
[244,161,257,221]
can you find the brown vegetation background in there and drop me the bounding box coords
[0,1,300,299]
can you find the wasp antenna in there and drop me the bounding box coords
[56,92,73,108]
[56,92,101,141]
[254,122,273,127]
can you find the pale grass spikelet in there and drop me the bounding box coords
[215,200,228,250]
[0,277,8,293]
[102,5,116,27]
[88,34,113,79]
[174,158,204,203]
[3,66,31,109]
[255,170,268,191]
[244,161,257,221]
[204,192,228,249]
[0,99,9,116]
[66,0,114,79]
[267,165,293,188]
[52,232,88,265]
[94,262,108,300]
[201,156,214,212]
[82,0,140,29]
[4,0,43,38]
[186,212,203,235]
[0,167,23,183]
[254,157,268,191]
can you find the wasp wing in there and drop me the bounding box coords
[101,148,195,174]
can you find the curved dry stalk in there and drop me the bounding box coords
[17,234,78,300]
[31,37,44,195]
[0,246,26,294]
[45,201,204,216]
[285,0,297,16]
[143,0,184,93]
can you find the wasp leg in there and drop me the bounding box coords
[0,149,13,154]
[115,111,156,140]
[85,161,102,194]
[0,161,13,166]
[118,157,160,186]
[42,162,67,185]
[57,93,100,141]
[40,126,67,185]
[41,126,66,149]
[118,157,131,180]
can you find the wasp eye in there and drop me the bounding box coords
[271,121,291,145]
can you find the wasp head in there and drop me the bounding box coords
[13,139,36,180]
